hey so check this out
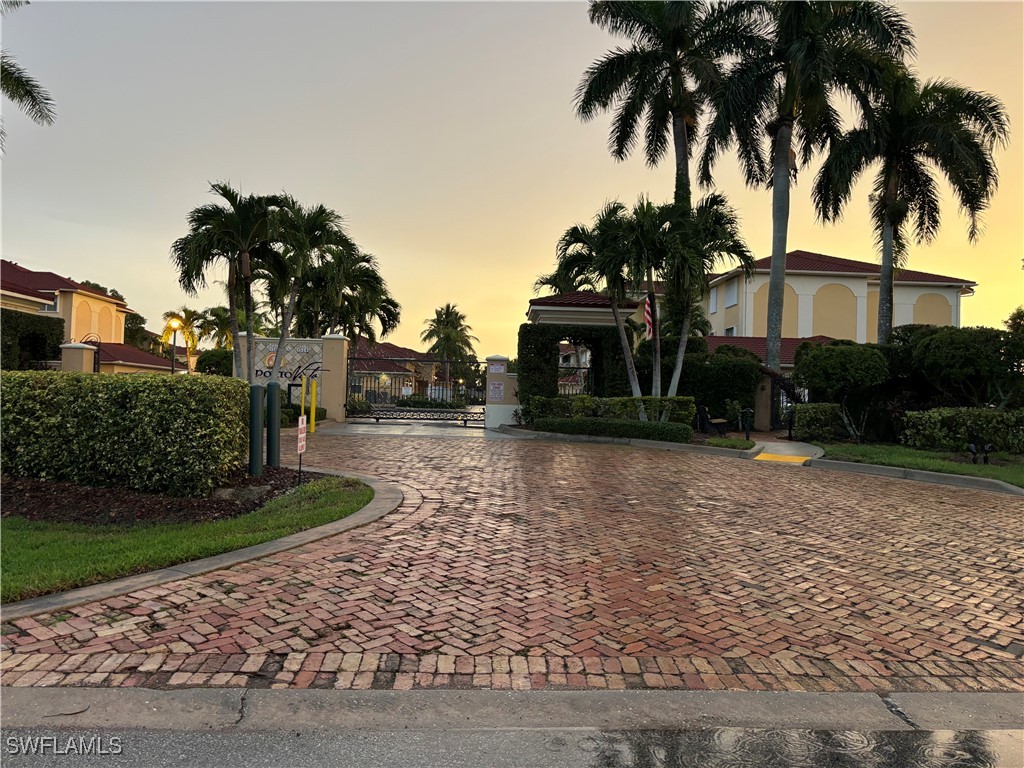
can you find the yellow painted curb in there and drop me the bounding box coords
[754,453,810,464]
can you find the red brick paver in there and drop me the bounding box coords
[2,435,1022,693]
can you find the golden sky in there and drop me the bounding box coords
[4,1,1021,358]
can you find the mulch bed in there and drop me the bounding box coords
[1,467,326,527]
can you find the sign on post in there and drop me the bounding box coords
[297,415,307,454]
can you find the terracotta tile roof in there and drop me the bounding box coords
[349,336,428,374]
[529,291,640,309]
[0,274,54,304]
[96,343,173,370]
[1,260,131,303]
[705,335,833,367]
[728,251,975,285]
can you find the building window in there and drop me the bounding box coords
[40,294,59,313]
[725,327,736,337]
[709,287,717,314]
[725,280,738,307]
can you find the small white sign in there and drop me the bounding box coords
[489,381,505,402]
[488,362,506,374]
[401,386,413,396]
[297,415,307,454]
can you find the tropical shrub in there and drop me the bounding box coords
[1,371,248,496]
[795,344,888,441]
[0,309,64,371]
[635,344,763,416]
[792,403,845,442]
[533,417,693,443]
[195,348,233,376]
[911,327,1023,409]
[345,396,372,415]
[901,408,1024,454]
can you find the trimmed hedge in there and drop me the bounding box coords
[792,403,845,442]
[533,417,693,443]
[1,371,248,497]
[530,395,696,425]
[901,408,1024,453]
[1,309,64,371]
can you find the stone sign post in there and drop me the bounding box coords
[484,355,519,430]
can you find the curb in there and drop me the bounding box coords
[0,470,404,621]
[496,425,761,459]
[806,459,1024,496]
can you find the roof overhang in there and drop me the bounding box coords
[526,305,620,326]
[1,288,55,308]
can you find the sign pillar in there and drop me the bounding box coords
[484,355,519,430]
[319,334,349,423]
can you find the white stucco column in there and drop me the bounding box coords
[484,356,519,430]
[855,295,867,343]
[797,292,814,337]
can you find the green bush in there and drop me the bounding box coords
[533,417,693,443]
[792,403,845,442]
[1,309,64,371]
[530,395,696,425]
[901,408,1024,453]
[394,395,466,409]
[1,371,248,496]
[195,348,233,376]
[795,344,888,441]
[345,396,372,415]
[634,344,763,416]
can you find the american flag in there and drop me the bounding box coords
[643,294,654,341]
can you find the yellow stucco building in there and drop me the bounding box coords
[702,251,975,342]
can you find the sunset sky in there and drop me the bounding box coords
[3,1,1021,358]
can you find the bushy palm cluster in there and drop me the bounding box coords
[558,0,1008,385]
[171,183,399,383]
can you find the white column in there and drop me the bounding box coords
[855,294,867,343]
[797,292,814,337]
[484,355,519,430]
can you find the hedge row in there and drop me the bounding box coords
[901,408,1024,453]
[533,417,693,443]
[1,309,64,371]
[1,371,249,497]
[792,403,845,442]
[530,395,696,425]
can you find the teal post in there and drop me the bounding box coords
[249,384,264,476]
[266,381,281,468]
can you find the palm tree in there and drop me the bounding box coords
[700,0,915,372]
[813,67,1008,343]
[575,1,763,211]
[421,303,478,396]
[554,202,648,418]
[197,306,235,350]
[268,197,357,379]
[1,1,56,151]
[170,182,285,383]
[663,194,754,397]
[161,307,203,372]
[293,248,400,342]
[532,269,595,296]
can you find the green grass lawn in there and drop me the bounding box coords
[1,476,373,603]
[815,443,1024,488]
[705,437,756,450]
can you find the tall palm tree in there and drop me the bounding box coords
[293,248,400,343]
[554,202,648,418]
[421,303,479,396]
[575,0,763,211]
[197,306,235,350]
[532,269,595,296]
[161,307,203,372]
[1,1,56,151]
[663,194,754,397]
[170,182,285,383]
[700,0,915,372]
[813,67,1008,343]
[268,197,357,379]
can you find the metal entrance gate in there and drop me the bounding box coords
[345,357,487,426]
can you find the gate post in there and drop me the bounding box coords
[319,334,349,422]
[484,355,519,430]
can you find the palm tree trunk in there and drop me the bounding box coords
[765,119,793,373]
[610,299,647,421]
[271,280,300,380]
[666,298,693,398]
[672,110,691,213]
[228,263,243,378]
[879,213,896,344]
[241,250,256,385]
[647,271,661,400]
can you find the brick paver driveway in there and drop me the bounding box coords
[3,435,1022,693]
